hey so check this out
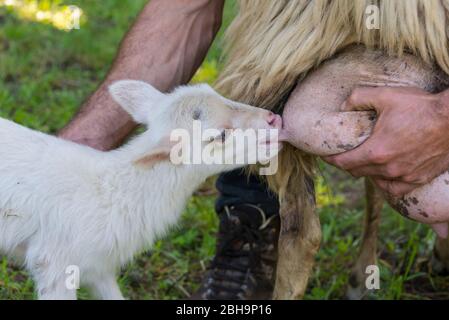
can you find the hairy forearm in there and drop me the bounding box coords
[59,0,224,150]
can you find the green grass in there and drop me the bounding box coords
[0,0,448,300]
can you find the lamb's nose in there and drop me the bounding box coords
[266,112,283,129]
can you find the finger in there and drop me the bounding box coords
[348,164,388,178]
[349,163,407,179]
[373,179,419,197]
[341,87,389,113]
[324,139,377,170]
[401,158,445,185]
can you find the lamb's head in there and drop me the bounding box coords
[109,80,282,173]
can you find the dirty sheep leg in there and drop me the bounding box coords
[431,224,449,275]
[273,176,320,299]
[346,178,383,299]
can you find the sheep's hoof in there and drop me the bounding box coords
[345,273,364,300]
[429,251,449,276]
[345,286,365,300]
[345,272,377,300]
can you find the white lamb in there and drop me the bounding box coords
[0,80,282,300]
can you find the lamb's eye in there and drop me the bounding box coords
[192,109,202,120]
[219,130,226,143]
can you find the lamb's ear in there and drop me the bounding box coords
[133,137,174,169]
[133,147,171,168]
[108,80,165,124]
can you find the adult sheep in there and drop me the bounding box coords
[216,0,449,299]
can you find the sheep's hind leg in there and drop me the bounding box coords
[430,225,449,275]
[346,178,383,299]
[273,175,320,299]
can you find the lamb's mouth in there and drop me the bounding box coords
[268,114,283,129]
[277,128,290,142]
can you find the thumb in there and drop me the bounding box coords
[341,87,387,113]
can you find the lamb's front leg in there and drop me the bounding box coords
[88,275,124,300]
[274,173,320,299]
[34,273,77,300]
[38,284,77,300]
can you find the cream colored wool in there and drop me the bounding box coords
[216,0,449,200]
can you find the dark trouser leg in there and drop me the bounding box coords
[192,168,280,300]
[215,168,279,217]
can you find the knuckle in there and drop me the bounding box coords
[391,191,403,198]
[370,148,390,164]
[403,173,426,185]
[384,185,394,195]
[330,158,344,169]
[347,88,367,106]
[325,156,337,165]
[384,164,402,178]
[414,177,428,185]
[389,186,404,197]
[347,91,359,105]
[402,174,417,184]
